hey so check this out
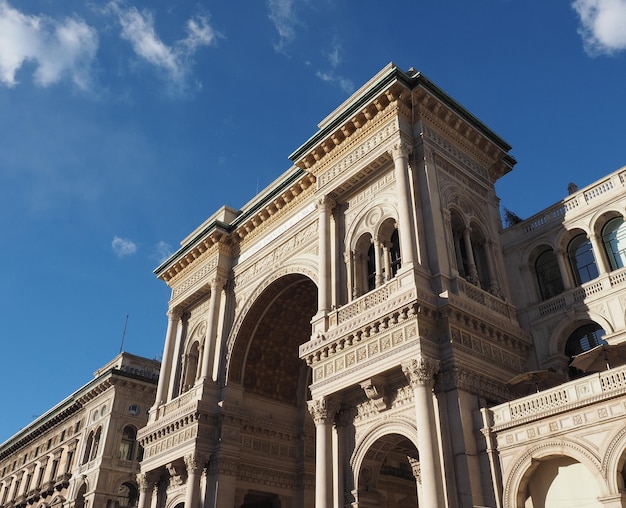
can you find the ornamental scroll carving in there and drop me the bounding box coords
[307,397,340,425]
[402,356,440,389]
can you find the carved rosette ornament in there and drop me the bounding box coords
[402,356,440,389]
[307,397,340,425]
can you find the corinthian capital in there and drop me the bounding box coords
[167,307,183,321]
[402,356,440,388]
[389,142,411,161]
[307,397,340,425]
[316,195,336,211]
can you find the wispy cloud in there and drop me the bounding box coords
[267,0,298,52]
[112,236,137,257]
[152,240,173,264]
[0,0,98,89]
[104,1,217,86]
[572,0,626,55]
[316,43,354,94]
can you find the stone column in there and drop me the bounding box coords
[389,142,415,268]
[590,233,610,275]
[333,410,350,508]
[200,277,225,382]
[155,308,182,407]
[308,397,339,508]
[556,248,573,290]
[382,242,392,281]
[373,239,383,287]
[402,356,444,508]
[136,473,153,508]
[184,454,201,508]
[344,251,354,302]
[484,240,502,296]
[462,228,479,284]
[317,196,335,314]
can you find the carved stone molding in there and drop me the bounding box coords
[402,356,440,389]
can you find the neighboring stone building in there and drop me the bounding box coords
[0,353,160,508]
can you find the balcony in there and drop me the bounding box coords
[487,363,626,430]
[526,267,626,321]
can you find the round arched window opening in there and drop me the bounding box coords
[565,323,607,378]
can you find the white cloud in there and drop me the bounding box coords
[105,1,216,85]
[152,241,173,264]
[572,0,626,54]
[112,236,137,257]
[267,0,298,52]
[316,70,354,95]
[0,0,98,89]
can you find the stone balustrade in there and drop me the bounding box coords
[489,363,626,430]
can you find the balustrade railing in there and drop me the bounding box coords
[490,363,626,428]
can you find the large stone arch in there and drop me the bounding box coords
[503,440,607,508]
[224,259,318,385]
[601,425,626,493]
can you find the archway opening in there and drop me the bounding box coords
[521,456,602,508]
[229,273,318,504]
[356,433,419,507]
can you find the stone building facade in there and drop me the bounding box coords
[0,353,160,508]
[4,63,626,508]
[135,62,626,508]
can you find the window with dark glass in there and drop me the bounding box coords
[535,249,564,300]
[565,323,607,378]
[603,217,626,270]
[568,234,598,284]
[119,426,136,461]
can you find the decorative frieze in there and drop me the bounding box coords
[449,326,527,371]
[234,219,318,289]
[317,120,398,189]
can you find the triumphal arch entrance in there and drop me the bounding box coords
[137,63,529,508]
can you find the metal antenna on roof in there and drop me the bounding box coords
[119,314,129,353]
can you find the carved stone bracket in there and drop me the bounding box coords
[307,397,340,425]
[402,356,440,389]
[407,456,421,484]
[359,377,389,412]
[166,462,185,487]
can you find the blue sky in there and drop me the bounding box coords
[1,0,625,442]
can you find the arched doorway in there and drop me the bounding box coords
[521,456,602,507]
[355,433,419,507]
[229,273,318,505]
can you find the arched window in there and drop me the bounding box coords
[568,234,598,284]
[602,217,626,270]
[82,431,94,464]
[565,323,606,378]
[119,426,136,461]
[450,211,468,278]
[90,427,102,461]
[390,229,401,277]
[470,224,490,289]
[182,342,200,392]
[535,249,564,300]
